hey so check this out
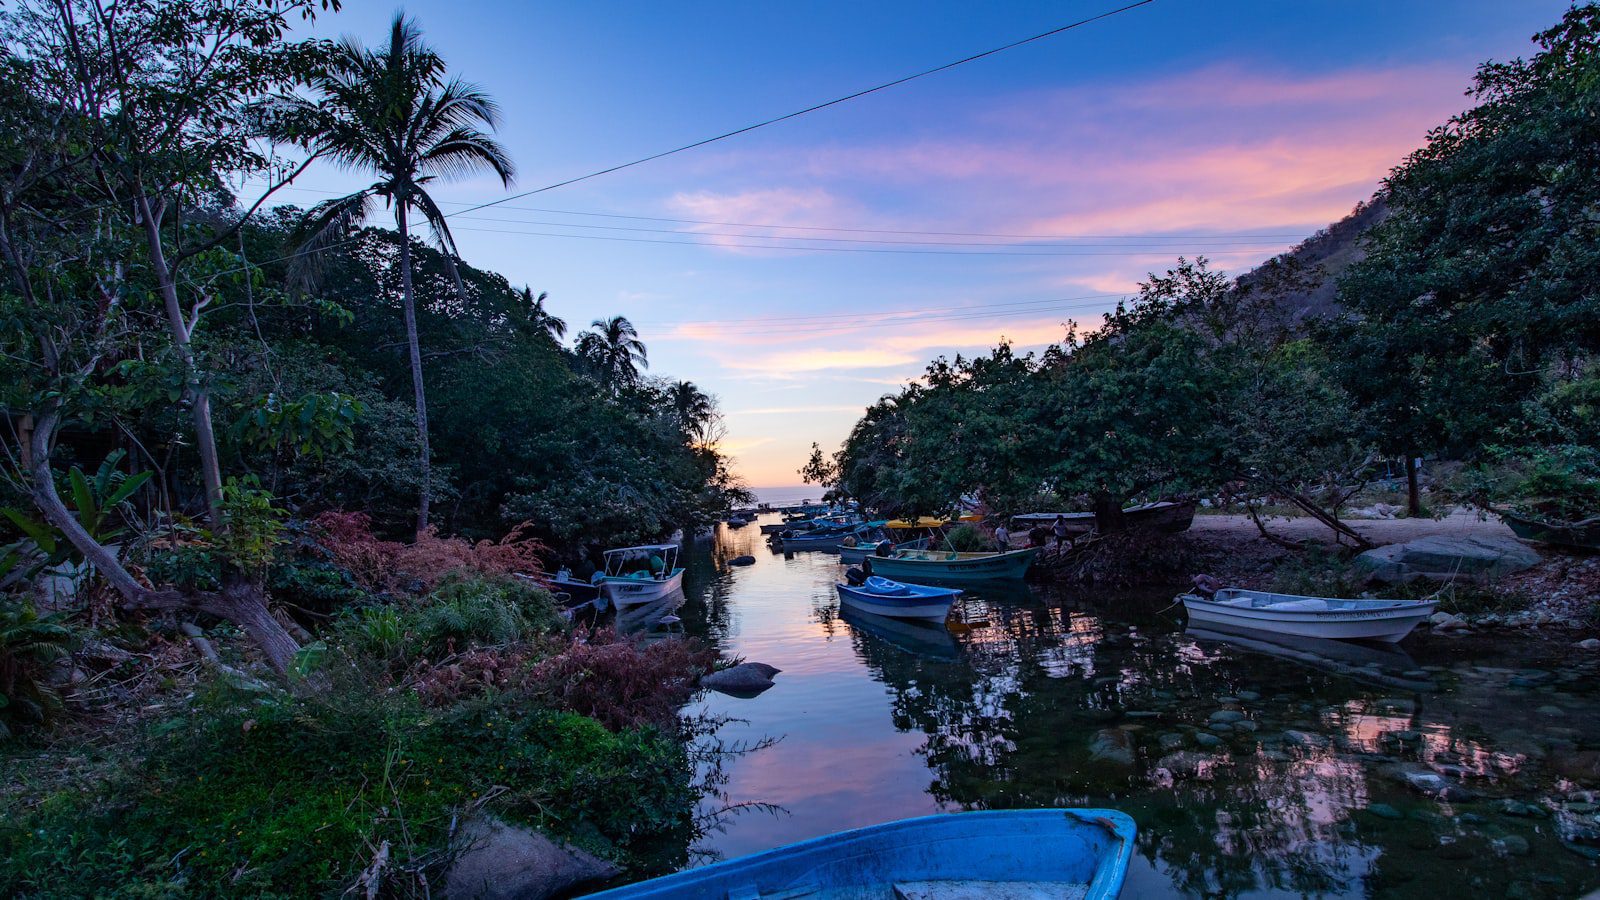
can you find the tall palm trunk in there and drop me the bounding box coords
[395,201,432,535]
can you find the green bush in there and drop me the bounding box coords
[0,597,75,738]
[942,523,990,552]
[0,672,698,897]
[408,574,564,657]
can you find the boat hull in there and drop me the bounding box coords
[867,547,1037,581]
[599,569,685,606]
[1180,592,1435,643]
[1014,500,1197,536]
[1501,510,1600,551]
[583,809,1135,899]
[837,583,960,621]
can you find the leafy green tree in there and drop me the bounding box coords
[1,0,333,673]
[1332,5,1600,474]
[282,13,515,535]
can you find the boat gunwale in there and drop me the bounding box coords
[581,808,1136,899]
[1179,589,1436,617]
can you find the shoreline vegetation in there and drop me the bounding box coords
[1,2,1598,898]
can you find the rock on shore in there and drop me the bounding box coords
[1356,535,1539,583]
[446,817,620,900]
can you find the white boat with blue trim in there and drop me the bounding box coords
[595,544,684,607]
[1178,587,1436,643]
[837,576,962,622]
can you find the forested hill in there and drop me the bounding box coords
[1236,195,1389,324]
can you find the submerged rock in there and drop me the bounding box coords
[1089,728,1136,767]
[446,816,620,900]
[701,662,782,696]
[1356,535,1540,583]
[728,555,757,566]
[1366,802,1404,820]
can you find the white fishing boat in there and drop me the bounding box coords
[1178,588,1436,643]
[596,544,685,607]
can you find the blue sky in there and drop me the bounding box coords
[274,1,1569,486]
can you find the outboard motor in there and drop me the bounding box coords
[844,566,867,586]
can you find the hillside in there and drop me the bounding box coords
[1237,195,1389,323]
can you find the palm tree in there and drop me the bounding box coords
[285,15,513,535]
[576,315,648,394]
[668,380,715,441]
[521,287,566,341]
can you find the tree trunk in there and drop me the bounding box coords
[396,202,432,537]
[136,195,224,526]
[1406,455,1422,517]
[26,409,299,674]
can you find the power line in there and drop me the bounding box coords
[652,292,1126,326]
[443,0,1159,219]
[448,223,1282,257]
[255,181,1308,241]
[652,296,1116,338]
[447,211,1289,248]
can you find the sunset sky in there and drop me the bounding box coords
[276,1,1568,488]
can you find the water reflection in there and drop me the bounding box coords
[673,519,1600,897]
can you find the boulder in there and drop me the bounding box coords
[445,817,620,900]
[728,555,757,567]
[700,662,781,697]
[1356,535,1539,583]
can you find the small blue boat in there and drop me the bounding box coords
[837,576,963,622]
[585,809,1134,898]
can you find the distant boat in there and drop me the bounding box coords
[865,546,1038,581]
[1012,500,1197,536]
[837,575,963,621]
[595,544,685,607]
[1178,588,1436,643]
[584,809,1136,899]
[1500,509,1600,551]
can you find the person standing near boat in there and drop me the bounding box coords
[1051,515,1070,547]
[994,522,1011,551]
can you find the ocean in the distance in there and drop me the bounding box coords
[749,486,828,508]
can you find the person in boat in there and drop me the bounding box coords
[648,553,665,576]
[994,522,1011,551]
[1028,525,1049,548]
[875,541,893,557]
[1191,573,1221,598]
[1051,515,1070,547]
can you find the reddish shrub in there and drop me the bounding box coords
[525,631,716,731]
[412,645,537,706]
[310,511,403,588]
[310,513,549,592]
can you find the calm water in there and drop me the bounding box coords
[658,517,1600,898]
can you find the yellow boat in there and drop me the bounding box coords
[883,514,983,529]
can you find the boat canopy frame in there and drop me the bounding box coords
[602,544,680,578]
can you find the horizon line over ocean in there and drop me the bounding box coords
[749,485,828,507]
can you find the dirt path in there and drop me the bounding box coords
[1190,508,1516,545]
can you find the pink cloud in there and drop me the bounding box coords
[678,62,1470,237]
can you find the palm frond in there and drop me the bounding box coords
[289,189,378,291]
